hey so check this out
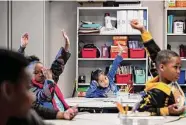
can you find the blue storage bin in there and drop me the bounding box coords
[177,70,185,84]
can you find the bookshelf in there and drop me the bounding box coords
[167,33,186,36]
[76,7,149,96]
[165,4,186,87]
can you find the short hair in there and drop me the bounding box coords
[0,48,29,84]
[155,50,179,67]
[91,69,104,82]
[26,55,40,63]
[26,55,42,77]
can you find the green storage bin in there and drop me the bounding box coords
[135,70,145,84]
[77,87,88,92]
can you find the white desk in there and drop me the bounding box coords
[45,113,186,125]
[65,97,139,108]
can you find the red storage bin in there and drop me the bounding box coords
[116,74,132,84]
[110,46,128,58]
[82,48,97,58]
[130,48,145,58]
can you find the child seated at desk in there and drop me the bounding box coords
[130,19,185,116]
[18,31,78,119]
[86,44,125,98]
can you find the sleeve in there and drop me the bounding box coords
[141,31,161,64]
[32,101,58,119]
[86,80,106,98]
[7,109,53,125]
[108,55,123,79]
[31,80,55,102]
[29,109,53,125]
[141,31,161,77]
[137,89,169,116]
[50,47,71,83]
[18,46,26,55]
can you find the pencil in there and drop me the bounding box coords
[125,104,129,115]
[115,102,125,114]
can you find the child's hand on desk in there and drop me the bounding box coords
[56,106,78,120]
[130,19,146,33]
[62,30,70,52]
[64,106,78,120]
[21,33,29,48]
[168,104,185,115]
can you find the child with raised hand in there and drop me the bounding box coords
[130,19,185,116]
[86,44,125,98]
[18,31,78,120]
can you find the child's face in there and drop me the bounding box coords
[160,56,181,82]
[97,73,109,88]
[34,63,45,83]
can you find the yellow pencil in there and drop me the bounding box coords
[125,104,129,115]
[116,102,125,114]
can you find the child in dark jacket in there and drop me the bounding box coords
[18,31,77,120]
[130,19,185,116]
[86,44,125,98]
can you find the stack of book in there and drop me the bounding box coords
[78,21,102,34]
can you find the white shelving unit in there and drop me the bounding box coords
[76,7,149,94]
[167,33,186,36]
[164,6,186,86]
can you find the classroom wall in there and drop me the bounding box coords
[0,1,8,48]
[142,1,164,49]
[45,1,78,97]
[11,1,45,62]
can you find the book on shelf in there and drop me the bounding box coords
[79,29,100,34]
[167,15,174,33]
[117,9,147,34]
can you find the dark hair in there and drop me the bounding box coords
[91,69,103,82]
[26,55,40,63]
[155,50,179,67]
[0,48,29,84]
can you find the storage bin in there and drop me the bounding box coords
[135,70,146,84]
[116,74,132,84]
[82,48,97,58]
[130,48,145,58]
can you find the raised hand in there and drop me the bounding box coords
[118,43,126,56]
[62,30,70,52]
[21,33,29,48]
[130,19,145,33]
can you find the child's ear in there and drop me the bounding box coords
[96,81,100,86]
[0,82,15,101]
[159,64,164,72]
